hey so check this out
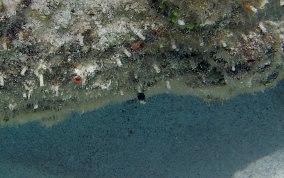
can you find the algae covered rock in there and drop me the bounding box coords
[0,0,283,125]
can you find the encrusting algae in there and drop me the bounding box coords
[0,0,283,125]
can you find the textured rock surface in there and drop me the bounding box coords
[0,0,283,125]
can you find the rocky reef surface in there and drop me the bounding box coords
[0,0,283,125]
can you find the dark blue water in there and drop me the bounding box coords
[0,81,283,178]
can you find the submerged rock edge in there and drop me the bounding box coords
[0,0,283,125]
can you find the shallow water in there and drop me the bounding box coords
[0,80,283,178]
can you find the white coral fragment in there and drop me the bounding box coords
[123,48,132,57]
[0,75,4,87]
[93,80,112,90]
[166,81,171,89]
[153,64,161,73]
[8,103,17,111]
[259,22,268,33]
[74,63,100,78]
[20,66,28,76]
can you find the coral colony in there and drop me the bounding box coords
[0,0,283,125]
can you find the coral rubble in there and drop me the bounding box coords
[0,0,283,125]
